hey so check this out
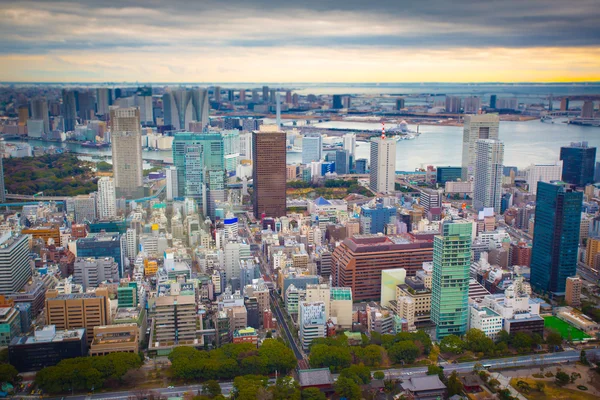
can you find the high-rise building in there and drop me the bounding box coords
[252,127,286,218]
[531,182,582,294]
[396,97,405,110]
[77,91,96,120]
[0,139,4,203]
[369,136,396,194]
[420,189,442,214]
[76,232,127,278]
[560,98,569,111]
[96,177,116,220]
[489,94,497,109]
[334,149,350,175]
[445,96,461,113]
[473,139,504,212]
[73,257,119,290]
[239,132,253,161]
[355,159,368,174]
[162,88,209,130]
[239,89,246,102]
[214,86,222,102]
[461,114,500,180]
[559,142,596,187]
[581,101,594,118]
[299,301,326,350]
[61,89,77,132]
[134,86,153,125]
[524,162,563,195]
[165,166,178,201]
[96,88,112,116]
[565,276,582,307]
[359,201,397,234]
[463,96,481,113]
[431,219,472,339]
[45,287,110,344]
[343,133,356,160]
[331,235,433,301]
[0,234,31,295]
[302,135,322,164]
[30,97,50,135]
[110,107,143,199]
[262,86,269,102]
[332,95,343,109]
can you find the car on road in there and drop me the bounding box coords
[167,386,174,389]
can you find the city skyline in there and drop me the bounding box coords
[0,0,599,83]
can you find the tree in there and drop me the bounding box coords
[0,363,19,384]
[498,388,514,400]
[580,350,589,365]
[334,376,361,400]
[511,332,533,352]
[439,334,464,354]
[555,371,570,386]
[546,330,562,349]
[353,344,383,366]
[427,365,444,381]
[269,377,300,400]
[570,372,581,383]
[388,341,420,364]
[309,344,351,372]
[232,375,269,400]
[339,364,371,385]
[266,331,273,339]
[535,381,545,393]
[446,371,464,396]
[496,330,511,344]
[488,378,501,392]
[515,380,531,394]
[0,348,8,363]
[300,387,326,400]
[373,371,385,380]
[202,380,222,398]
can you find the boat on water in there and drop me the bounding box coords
[540,115,555,123]
[81,141,110,148]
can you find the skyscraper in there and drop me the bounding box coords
[96,88,112,116]
[332,95,343,109]
[473,139,504,212]
[335,149,350,175]
[559,142,596,187]
[162,88,209,131]
[431,219,472,339]
[61,89,77,132]
[165,166,178,201]
[302,135,322,164]
[445,96,461,113]
[0,233,31,295]
[489,94,497,109]
[77,91,96,120]
[31,97,50,135]
[463,96,481,113]
[396,97,405,110]
[369,136,396,194]
[252,126,286,218]
[343,133,356,160]
[530,182,582,295]
[110,107,143,199]
[96,177,116,220]
[461,114,500,180]
[0,139,5,203]
[262,86,269,103]
[581,101,594,118]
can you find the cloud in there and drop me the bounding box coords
[0,0,598,81]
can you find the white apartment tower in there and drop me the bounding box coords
[165,166,178,201]
[97,177,116,220]
[524,162,562,195]
[461,114,500,180]
[369,136,396,194]
[343,133,356,159]
[473,139,504,212]
[110,107,144,199]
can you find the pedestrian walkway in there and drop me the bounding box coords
[491,372,527,400]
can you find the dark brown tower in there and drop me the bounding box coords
[252,127,286,218]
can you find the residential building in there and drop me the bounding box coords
[395,276,432,325]
[560,142,596,187]
[468,304,503,340]
[360,201,397,234]
[0,233,31,295]
[152,294,197,347]
[565,276,582,307]
[66,194,97,223]
[31,97,50,135]
[165,166,178,201]
[461,114,500,180]
[97,177,117,220]
[61,89,77,132]
[420,189,442,214]
[431,219,472,339]
[331,234,434,301]
[531,182,582,294]
[369,136,396,194]
[110,107,143,199]
[343,133,356,160]
[252,127,286,218]
[473,139,504,212]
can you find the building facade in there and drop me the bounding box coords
[461,114,500,180]
[473,139,504,212]
[559,142,596,187]
[252,127,286,218]
[110,107,144,199]
[369,137,396,194]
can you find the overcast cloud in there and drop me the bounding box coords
[0,0,598,82]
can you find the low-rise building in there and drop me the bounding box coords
[233,327,259,347]
[89,323,139,356]
[299,301,326,350]
[468,304,503,340]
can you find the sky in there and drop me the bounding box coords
[0,0,599,83]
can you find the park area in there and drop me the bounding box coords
[544,316,591,341]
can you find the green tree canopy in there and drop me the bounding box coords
[439,334,465,354]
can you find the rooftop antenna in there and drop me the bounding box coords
[381,122,386,140]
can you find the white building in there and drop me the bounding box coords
[524,162,563,195]
[461,114,500,180]
[396,296,416,332]
[343,133,356,159]
[369,136,396,194]
[473,139,504,212]
[299,301,327,350]
[239,132,253,161]
[302,135,323,164]
[165,166,178,201]
[468,304,503,340]
[73,257,119,290]
[97,177,117,220]
[224,241,251,281]
[125,228,137,260]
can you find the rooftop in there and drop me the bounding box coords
[401,375,446,392]
[298,368,334,387]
